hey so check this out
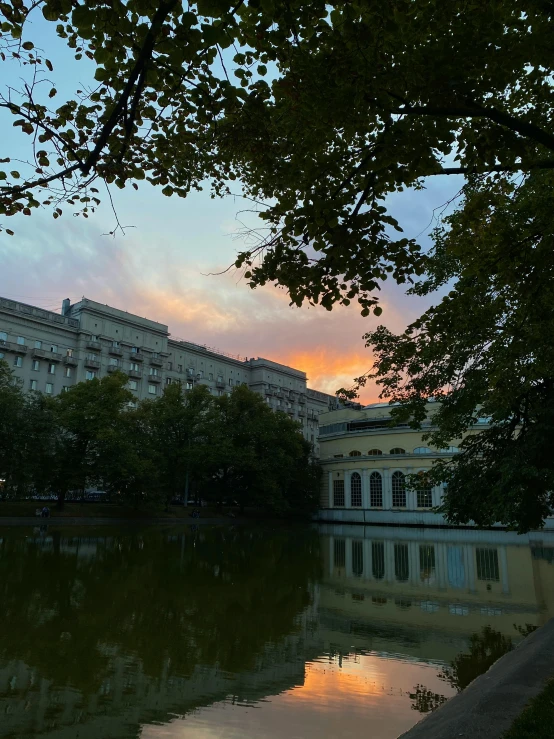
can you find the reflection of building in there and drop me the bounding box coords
[0,295,337,450]
[317,402,554,528]
[318,525,554,663]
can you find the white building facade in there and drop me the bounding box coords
[0,295,337,451]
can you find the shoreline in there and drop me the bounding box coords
[0,516,244,527]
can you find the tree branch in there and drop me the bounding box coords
[395,102,554,153]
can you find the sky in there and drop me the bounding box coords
[0,15,463,402]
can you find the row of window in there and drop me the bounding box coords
[333,471,433,509]
[0,332,73,354]
[29,381,70,394]
[335,446,459,457]
[333,539,501,583]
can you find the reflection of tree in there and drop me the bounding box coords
[409,684,447,714]
[0,526,321,698]
[439,626,513,692]
[411,624,536,714]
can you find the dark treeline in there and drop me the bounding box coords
[0,361,321,514]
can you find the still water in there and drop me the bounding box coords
[1,523,553,739]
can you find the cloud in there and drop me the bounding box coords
[0,203,433,402]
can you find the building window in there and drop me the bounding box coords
[48,363,55,374]
[476,549,500,582]
[370,471,383,507]
[333,454,344,458]
[229,378,233,386]
[420,546,436,584]
[112,341,120,348]
[64,367,72,378]
[414,446,432,454]
[390,447,406,455]
[45,383,53,394]
[392,471,406,507]
[86,370,97,380]
[395,543,409,582]
[50,345,58,353]
[109,357,119,366]
[32,360,40,371]
[372,542,385,580]
[61,386,70,393]
[209,372,213,380]
[148,384,157,395]
[149,367,159,376]
[350,472,362,507]
[349,450,361,457]
[166,377,172,385]
[30,379,37,391]
[333,538,346,569]
[352,540,363,576]
[333,479,345,507]
[17,336,25,345]
[34,340,42,349]
[217,375,223,383]
[185,381,193,390]
[66,348,74,357]
[129,380,138,391]
[0,331,7,342]
[167,362,172,370]
[417,483,433,508]
[131,346,140,353]
[152,352,159,359]
[368,448,383,455]
[14,356,22,368]
[130,362,139,372]
[177,364,182,372]
[441,446,459,453]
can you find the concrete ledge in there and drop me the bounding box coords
[399,616,554,739]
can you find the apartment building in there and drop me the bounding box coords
[0,295,338,451]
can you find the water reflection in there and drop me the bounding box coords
[0,523,552,739]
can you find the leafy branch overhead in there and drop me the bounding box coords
[1,0,554,311]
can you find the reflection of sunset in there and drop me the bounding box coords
[141,654,453,739]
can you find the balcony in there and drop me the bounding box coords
[148,374,162,383]
[150,355,163,368]
[129,351,144,362]
[49,352,63,362]
[264,387,272,396]
[84,357,101,369]
[298,394,306,405]
[127,369,142,379]
[0,340,28,354]
[107,364,121,373]
[108,346,123,357]
[86,340,101,351]
[32,347,47,359]
[64,355,78,367]
[216,380,225,389]
[298,409,305,418]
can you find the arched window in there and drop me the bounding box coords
[440,446,459,453]
[368,448,383,456]
[390,447,406,455]
[392,471,406,507]
[413,446,432,454]
[349,450,361,457]
[350,472,362,507]
[370,471,383,507]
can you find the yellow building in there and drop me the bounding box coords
[317,401,498,526]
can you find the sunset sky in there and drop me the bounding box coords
[0,17,463,403]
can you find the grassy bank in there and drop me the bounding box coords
[0,500,236,520]
[504,679,554,739]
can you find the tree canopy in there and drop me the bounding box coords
[0,1,552,312]
[0,363,320,514]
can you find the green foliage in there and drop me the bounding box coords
[362,172,554,532]
[0,372,318,515]
[503,679,554,739]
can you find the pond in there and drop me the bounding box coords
[0,523,553,739]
